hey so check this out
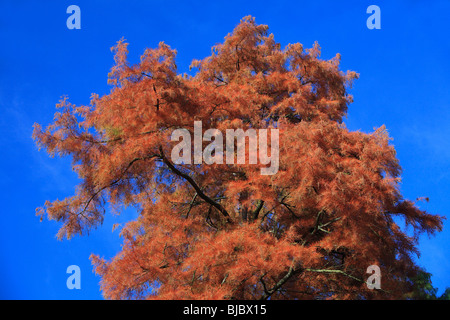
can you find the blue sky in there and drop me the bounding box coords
[0,0,449,299]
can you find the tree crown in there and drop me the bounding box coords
[33,16,443,300]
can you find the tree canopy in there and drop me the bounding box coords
[33,16,444,300]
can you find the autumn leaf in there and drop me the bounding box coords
[33,16,444,300]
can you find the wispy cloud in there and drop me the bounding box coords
[397,122,450,164]
[0,93,79,195]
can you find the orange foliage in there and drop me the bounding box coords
[33,16,443,299]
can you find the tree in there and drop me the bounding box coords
[405,269,450,300]
[33,16,444,300]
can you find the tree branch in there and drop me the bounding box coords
[185,193,198,219]
[252,200,265,220]
[158,146,234,224]
[305,268,362,283]
[259,260,297,300]
[80,154,159,216]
